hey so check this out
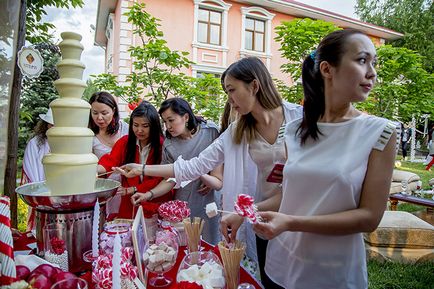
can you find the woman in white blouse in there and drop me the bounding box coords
[252,29,396,288]
[21,108,54,230]
[88,91,128,215]
[88,91,129,159]
[113,57,303,286]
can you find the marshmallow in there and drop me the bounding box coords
[205,202,219,218]
[176,260,225,289]
[144,242,177,273]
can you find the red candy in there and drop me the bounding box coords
[158,200,191,223]
[234,194,259,223]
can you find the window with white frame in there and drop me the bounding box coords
[245,17,265,52]
[193,0,231,50]
[241,7,275,56]
[198,8,222,45]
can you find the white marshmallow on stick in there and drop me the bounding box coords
[205,202,237,218]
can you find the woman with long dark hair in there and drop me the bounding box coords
[97,101,171,219]
[253,29,396,288]
[22,108,54,230]
[88,91,129,159]
[114,57,303,285]
[131,98,222,244]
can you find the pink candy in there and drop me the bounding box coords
[158,200,191,223]
[234,194,259,224]
[92,248,138,289]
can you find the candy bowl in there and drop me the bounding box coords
[143,230,178,287]
[177,251,225,289]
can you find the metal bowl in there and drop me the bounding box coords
[16,178,120,213]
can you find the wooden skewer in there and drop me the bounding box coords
[98,170,114,177]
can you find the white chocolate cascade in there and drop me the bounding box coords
[43,32,98,195]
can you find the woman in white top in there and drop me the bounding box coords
[253,29,397,289]
[88,91,129,159]
[88,91,128,215]
[114,57,302,286]
[21,108,54,230]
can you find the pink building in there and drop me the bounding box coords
[94,0,402,114]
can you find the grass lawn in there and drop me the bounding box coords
[367,158,433,289]
[368,260,434,289]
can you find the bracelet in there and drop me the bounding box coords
[148,190,154,200]
[142,163,146,178]
[132,187,137,194]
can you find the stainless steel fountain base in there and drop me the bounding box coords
[16,179,120,273]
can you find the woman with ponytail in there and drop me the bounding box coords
[114,57,302,286]
[253,29,397,288]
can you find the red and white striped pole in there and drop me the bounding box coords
[0,196,16,287]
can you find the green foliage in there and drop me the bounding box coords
[355,45,434,122]
[274,18,340,102]
[19,43,60,160]
[26,0,84,43]
[94,2,193,106]
[82,78,99,101]
[182,74,226,123]
[93,3,225,122]
[356,0,434,73]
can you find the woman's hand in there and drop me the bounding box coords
[113,163,142,178]
[131,192,151,206]
[117,186,136,196]
[253,211,292,240]
[196,184,212,196]
[220,214,244,243]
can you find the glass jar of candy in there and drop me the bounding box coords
[99,222,132,254]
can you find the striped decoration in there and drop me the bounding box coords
[0,196,16,287]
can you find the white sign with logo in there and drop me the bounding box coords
[17,46,44,78]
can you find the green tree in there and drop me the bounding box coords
[26,0,84,43]
[93,3,225,123]
[355,0,434,73]
[182,74,226,123]
[19,43,60,159]
[82,78,99,101]
[356,45,434,122]
[274,18,340,103]
[94,2,193,106]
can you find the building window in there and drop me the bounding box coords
[198,8,222,45]
[240,6,275,61]
[245,17,265,52]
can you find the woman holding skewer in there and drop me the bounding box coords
[113,57,302,287]
[97,101,172,219]
[253,29,396,288]
[130,98,222,245]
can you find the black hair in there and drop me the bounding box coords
[88,91,120,135]
[158,98,204,139]
[298,29,366,145]
[125,101,163,165]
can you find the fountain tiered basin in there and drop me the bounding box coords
[16,179,120,273]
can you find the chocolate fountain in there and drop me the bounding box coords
[16,32,120,273]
